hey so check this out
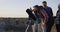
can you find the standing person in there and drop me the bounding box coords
[33,5,47,32]
[55,4,60,32]
[42,1,54,32]
[32,5,42,32]
[39,6,48,32]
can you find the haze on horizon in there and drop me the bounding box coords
[0,0,59,18]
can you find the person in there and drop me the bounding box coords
[55,4,60,32]
[42,1,54,32]
[32,5,42,32]
[33,5,47,32]
[39,6,48,32]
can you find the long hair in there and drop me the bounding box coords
[39,6,45,18]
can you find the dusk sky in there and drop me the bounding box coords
[0,0,59,18]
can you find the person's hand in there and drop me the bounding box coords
[41,22,45,27]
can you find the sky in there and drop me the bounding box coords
[0,0,59,18]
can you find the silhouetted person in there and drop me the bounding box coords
[56,4,60,32]
[42,1,54,32]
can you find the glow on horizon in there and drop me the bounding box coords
[0,0,59,18]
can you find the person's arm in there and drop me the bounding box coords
[40,11,46,24]
[50,8,53,17]
[38,11,46,27]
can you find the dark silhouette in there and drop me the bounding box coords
[56,4,60,32]
[26,9,36,21]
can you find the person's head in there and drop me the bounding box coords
[42,1,47,7]
[39,6,43,10]
[58,4,60,10]
[33,5,39,11]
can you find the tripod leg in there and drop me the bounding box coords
[25,25,30,32]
